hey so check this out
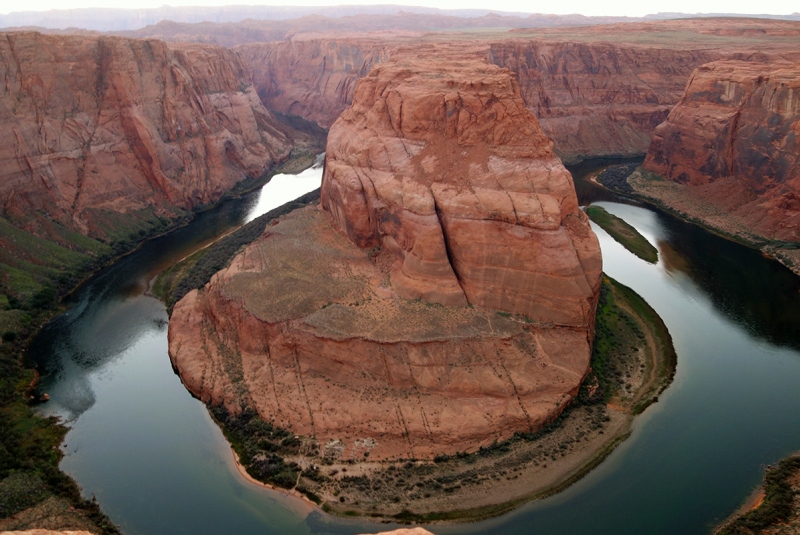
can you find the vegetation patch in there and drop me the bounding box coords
[717,454,800,535]
[586,205,659,264]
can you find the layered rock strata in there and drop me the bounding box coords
[236,39,392,130]
[237,38,717,161]
[169,56,601,461]
[488,41,718,161]
[642,60,800,243]
[0,31,292,240]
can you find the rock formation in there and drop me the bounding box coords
[237,37,716,162]
[235,19,800,163]
[236,39,392,130]
[0,31,292,241]
[169,55,601,461]
[642,60,800,243]
[488,41,718,162]
[321,55,602,324]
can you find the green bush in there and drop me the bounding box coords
[720,456,800,534]
[0,472,49,517]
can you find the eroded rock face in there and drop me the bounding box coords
[0,32,292,240]
[237,39,392,130]
[488,41,718,162]
[169,56,600,461]
[322,55,602,326]
[643,60,800,242]
[238,37,716,161]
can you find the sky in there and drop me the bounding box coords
[1,0,798,17]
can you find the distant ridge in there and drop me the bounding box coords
[2,4,798,33]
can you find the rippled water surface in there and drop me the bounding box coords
[30,159,800,535]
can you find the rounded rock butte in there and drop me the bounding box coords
[168,52,602,461]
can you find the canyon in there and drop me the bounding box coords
[168,52,602,461]
[1,12,799,533]
[237,38,715,163]
[0,31,319,310]
[231,19,800,165]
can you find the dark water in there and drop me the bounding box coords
[29,160,800,535]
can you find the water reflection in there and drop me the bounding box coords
[655,212,800,351]
[30,162,324,422]
[569,160,800,352]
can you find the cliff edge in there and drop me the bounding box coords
[0,32,293,242]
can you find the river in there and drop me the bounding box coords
[29,157,800,535]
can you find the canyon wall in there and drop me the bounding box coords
[238,38,716,162]
[169,54,601,460]
[0,31,293,242]
[488,41,718,161]
[236,39,393,130]
[642,60,800,243]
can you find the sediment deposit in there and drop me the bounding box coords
[169,54,602,461]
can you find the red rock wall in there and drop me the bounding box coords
[488,41,718,162]
[168,207,593,460]
[237,39,392,129]
[0,32,292,239]
[643,60,800,241]
[239,38,716,161]
[170,280,591,460]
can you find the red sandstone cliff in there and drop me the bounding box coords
[0,32,292,241]
[643,60,800,242]
[488,41,718,161]
[169,55,601,460]
[236,39,393,130]
[236,38,716,162]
